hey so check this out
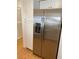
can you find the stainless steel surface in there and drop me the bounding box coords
[33,16,43,56]
[33,16,61,40]
[33,16,61,59]
[33,16,45,41]
[33,16,43,37]
[44,16,61,40]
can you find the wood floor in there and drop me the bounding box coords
[17,38,42,59]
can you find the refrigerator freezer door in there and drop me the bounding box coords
[33,16,43,57]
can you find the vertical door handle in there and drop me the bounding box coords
[41,17,45,40]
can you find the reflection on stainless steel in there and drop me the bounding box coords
[33,16,61,59]
[44,16,61,40]
[34,16,61,40]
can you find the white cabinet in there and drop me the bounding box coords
[22,0,33,50]
[34,1,40,9]
[40,0,53,9]
[34,0,62,9]
[53,0,62,8]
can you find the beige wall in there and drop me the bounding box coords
[17,0,22,40]
[17,7,22,39]
[17,0,22,8]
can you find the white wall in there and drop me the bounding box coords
[57,34,62,59]
[21,0,33,50]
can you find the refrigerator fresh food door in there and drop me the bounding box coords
[42,16,61,59]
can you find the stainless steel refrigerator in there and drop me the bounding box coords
[33,16,61,59]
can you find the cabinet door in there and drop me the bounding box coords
[40,0,62,9]
[40,0,53,9]
[53,0,62,8]
[34,1,40,9]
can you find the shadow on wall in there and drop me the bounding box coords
[17,7,22,40]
